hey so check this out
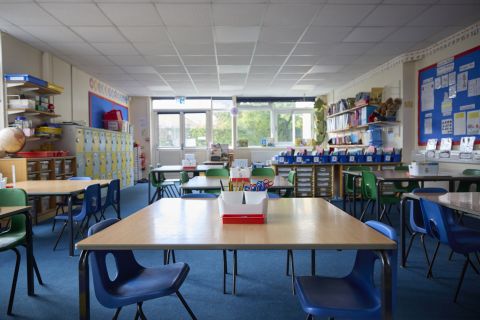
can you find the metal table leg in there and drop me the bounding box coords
[342,172,347,211]
[68,195,74,256]
[353,176,360,218]
[400,197,407,267]
[79,250,90,320]
[376,181,383,221]
[378,250,393,320]
[147,170,151,204]
[23,210,35,295]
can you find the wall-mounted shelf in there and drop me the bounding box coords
[328,144,369,148]
[6,81,62,95]
[327,104,380,119]
[7,108,61,117]
[327,121,400,134]
[25,136,60,143]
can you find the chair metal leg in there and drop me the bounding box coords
[359,199,372,222]
[53,222,68,251]
[420,234,431,267]
[288,249,295,295]
[7,248,21,315]
[222,250,227,294]
[454,256,470,302]
[306,314,313,320]
[176,291,198,320]
[468,256,479,274]
[233,250,237,295]
[286,250,291,276]
[137,302,147,320]
[311,250,315,276]
[112,307,122,320]
[427,242,441,278]
[404,232,418,264]
[33,255,43,285]
[171,250,176,263]
[448,249,454,261]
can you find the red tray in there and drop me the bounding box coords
[222,214,265,224]
[17,151,68,158]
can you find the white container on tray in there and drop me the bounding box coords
[218,191,268,217]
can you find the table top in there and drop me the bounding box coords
[76,198,396,251]
[403,192,480,216]
[8,180,111,196]
[0,206,31,219]
[202,161,228,166]
[181,175,293,191]
[343,170,477,181]
[151,165,224,173]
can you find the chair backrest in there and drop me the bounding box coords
[251,167,275,177]
[361,171,377,200]
[180,171,190,184]
[206,168,229,177]
[457,169,480,192]
[351,221,397,313]
[87,218,142,308]
[409,188,448,230]
[394,165,409,171]
[181,193,217,199]
[77,184,101,220]
[69,176,92,180]
[345,166,370,193]
[287,170,296,185]
[419,199,454,247]
[0,188,28,233]
[104,179,120,207]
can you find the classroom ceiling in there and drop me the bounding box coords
[0,1,479,98]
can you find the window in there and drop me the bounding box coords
[184,113,207,148]
[277,113,293,144]
[212,111,232,146]
[276,112,313,145]
[237,110,271,147]
[158,114,180,148]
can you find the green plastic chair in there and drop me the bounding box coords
[359,171,400,224]
[180,171,191,195]
[457,169,480,192]
[150,171,177,201]
[0,189,43,315]
[205,168,229,177]
[281,170,296,198]
[393,165,420,193]
[251,167,275,177]
[343,166,371,213]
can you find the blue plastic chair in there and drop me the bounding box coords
[87,218,197,319]
[100,179,120,220]
[295,221,397,319]
[420,199,480,302]
[405,188,447,268]
[181,193,217,199]
[53,183,100,251]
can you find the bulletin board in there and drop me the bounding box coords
[418,45,480,145]
[88,92,129,129]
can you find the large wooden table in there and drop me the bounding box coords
[77,198,396,320]
[10,180,111,256]
[0,206,34,295]
[181,175,293,192]
[399,192,480,267]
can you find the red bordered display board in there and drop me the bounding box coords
[88,92,129,129]
[418,45,480,145]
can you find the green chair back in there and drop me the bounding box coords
[251,167,275,177]
[0,189,28,240]
[345,166,371,194]
[457,169,480,192]
[361,171,378,201]
[150,171,167,188]
[287,170,296,185]
[206,168,229,177]
[394,165,409,171]
[180,171,190,184]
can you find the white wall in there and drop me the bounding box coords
[129,96,150,177]
[52,55,72,122]
[1,33,42,77]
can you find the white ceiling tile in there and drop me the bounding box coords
[92,42,138,56]
[276,73,303,80]
[191,74,218,81]
[98,3,162,26]
[50,42,100,56]
[168,27,213,43]
[214,27,260,43]
[218,56,252,65]
[156,66,187,73]
[292,44,330,55]
[255,43,295,55]
[106,80,143,89]
[326,0,382,3]
[291,84,316,91]
[315,55,360,65]
[384,26,443,42]
[145,55,182,66]
[68,55,114,67]
[352,55,394,65]
[90,66,129,75]
[263,4,320,27]
[361,5,428,27]
[0,17,12,27]
[176,43,215,55]
[162,73,191,81]
[216,43,255,55]
[252,55,287,66]
[409,5,480,26]
[156,4,211,26]
[383,0,437,3]
[107,55,148,66]
[133,42,176,55]
[343,27,397,42]
[326,43,372,56]
[302,27,352,43]
[119,27,170,43]
[302,73,328,80]
[313,5,375,27]
[186,66,218,73]
[259,27,305,43]
[22,26,83,42]
[39,3,111,26]
[182,55,216,65]
[122,66,158,74]
[249,66,279,73]
[364,42,415,56]
[0,3,61,26]
[427,26,465,43]
[285,55,319,66]
[280,66,311,74]
[218,65,250,73]
[98,73,135,81]
[147,85,172,91]
[213,4,266,26]
[220,74,246,81]
[308,65,344,73]
[72,27,125,42]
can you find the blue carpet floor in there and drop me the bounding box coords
[1,183,480,319]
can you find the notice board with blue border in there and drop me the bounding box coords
[418,45,480,145]
[88,92,129,129]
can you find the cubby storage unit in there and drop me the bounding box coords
[56,125,134,188]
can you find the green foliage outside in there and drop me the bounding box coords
[212,111,232,145]
[237,110,271,146]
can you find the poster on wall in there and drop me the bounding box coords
[88,78,129,129]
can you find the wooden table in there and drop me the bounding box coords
[0,206,34,295]
[77,198,396,320]
[10,180,111,256]
[181,175,293,192]
[399,192,480,267]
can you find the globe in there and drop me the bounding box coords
[0,127,26,154]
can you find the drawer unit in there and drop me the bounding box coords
[315,165,333,198]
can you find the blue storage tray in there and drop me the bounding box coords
[356,155,366,163]
[4,74,48,87]
[393,154,401,162]
[330,155,339,163]
[302,155,313,163]
[374,155,383,162]
[339,155,348,163]
[321,155,330,163]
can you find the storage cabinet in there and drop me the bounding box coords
[57,125,134,188]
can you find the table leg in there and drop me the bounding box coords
[342,172,347,211]
[24,210,34,295]
[311,249,316,276]
[68,195,74,257]
[117,188,121,220]
[353,176,360,218]
[400,197,407,268]
[378,250,393,320]
[448,180,455,192]
[376,181,382,221]
[79,250,90,320]
[147,170,151,204]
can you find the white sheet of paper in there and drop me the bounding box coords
[424,117,433,135]
[421,81,434,111]
[457,71,468,92]
[441,74,449,88]
[454,112,466,136]
[468,78,477,97]
[435,77,441,89]
[448,72,456,86]
[467,110,480,135]
[441,119,453,135]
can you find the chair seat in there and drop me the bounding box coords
[104,262,189,308]
[0,231,25,252]
[54,208,84,222]
[295,275,380,318]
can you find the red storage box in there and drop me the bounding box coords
[103,109,123,121]
[222,214,265,224]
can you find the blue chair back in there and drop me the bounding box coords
[76,184,101,221]
[104,179,120,208]
[181,193,217,199]
[419,199,454,247]
[351,221,397,314]
[69,176,92,180]
[88,218,143,308]
[409,188,447,232]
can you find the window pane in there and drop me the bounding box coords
[237,110,271,147]
[184,113,207,148]
[158,114,180,148]
[295,113,312,140]
[213,111,232,146]
[277,113,293,143]
[212,99,233,110]
[152,98,211,110]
